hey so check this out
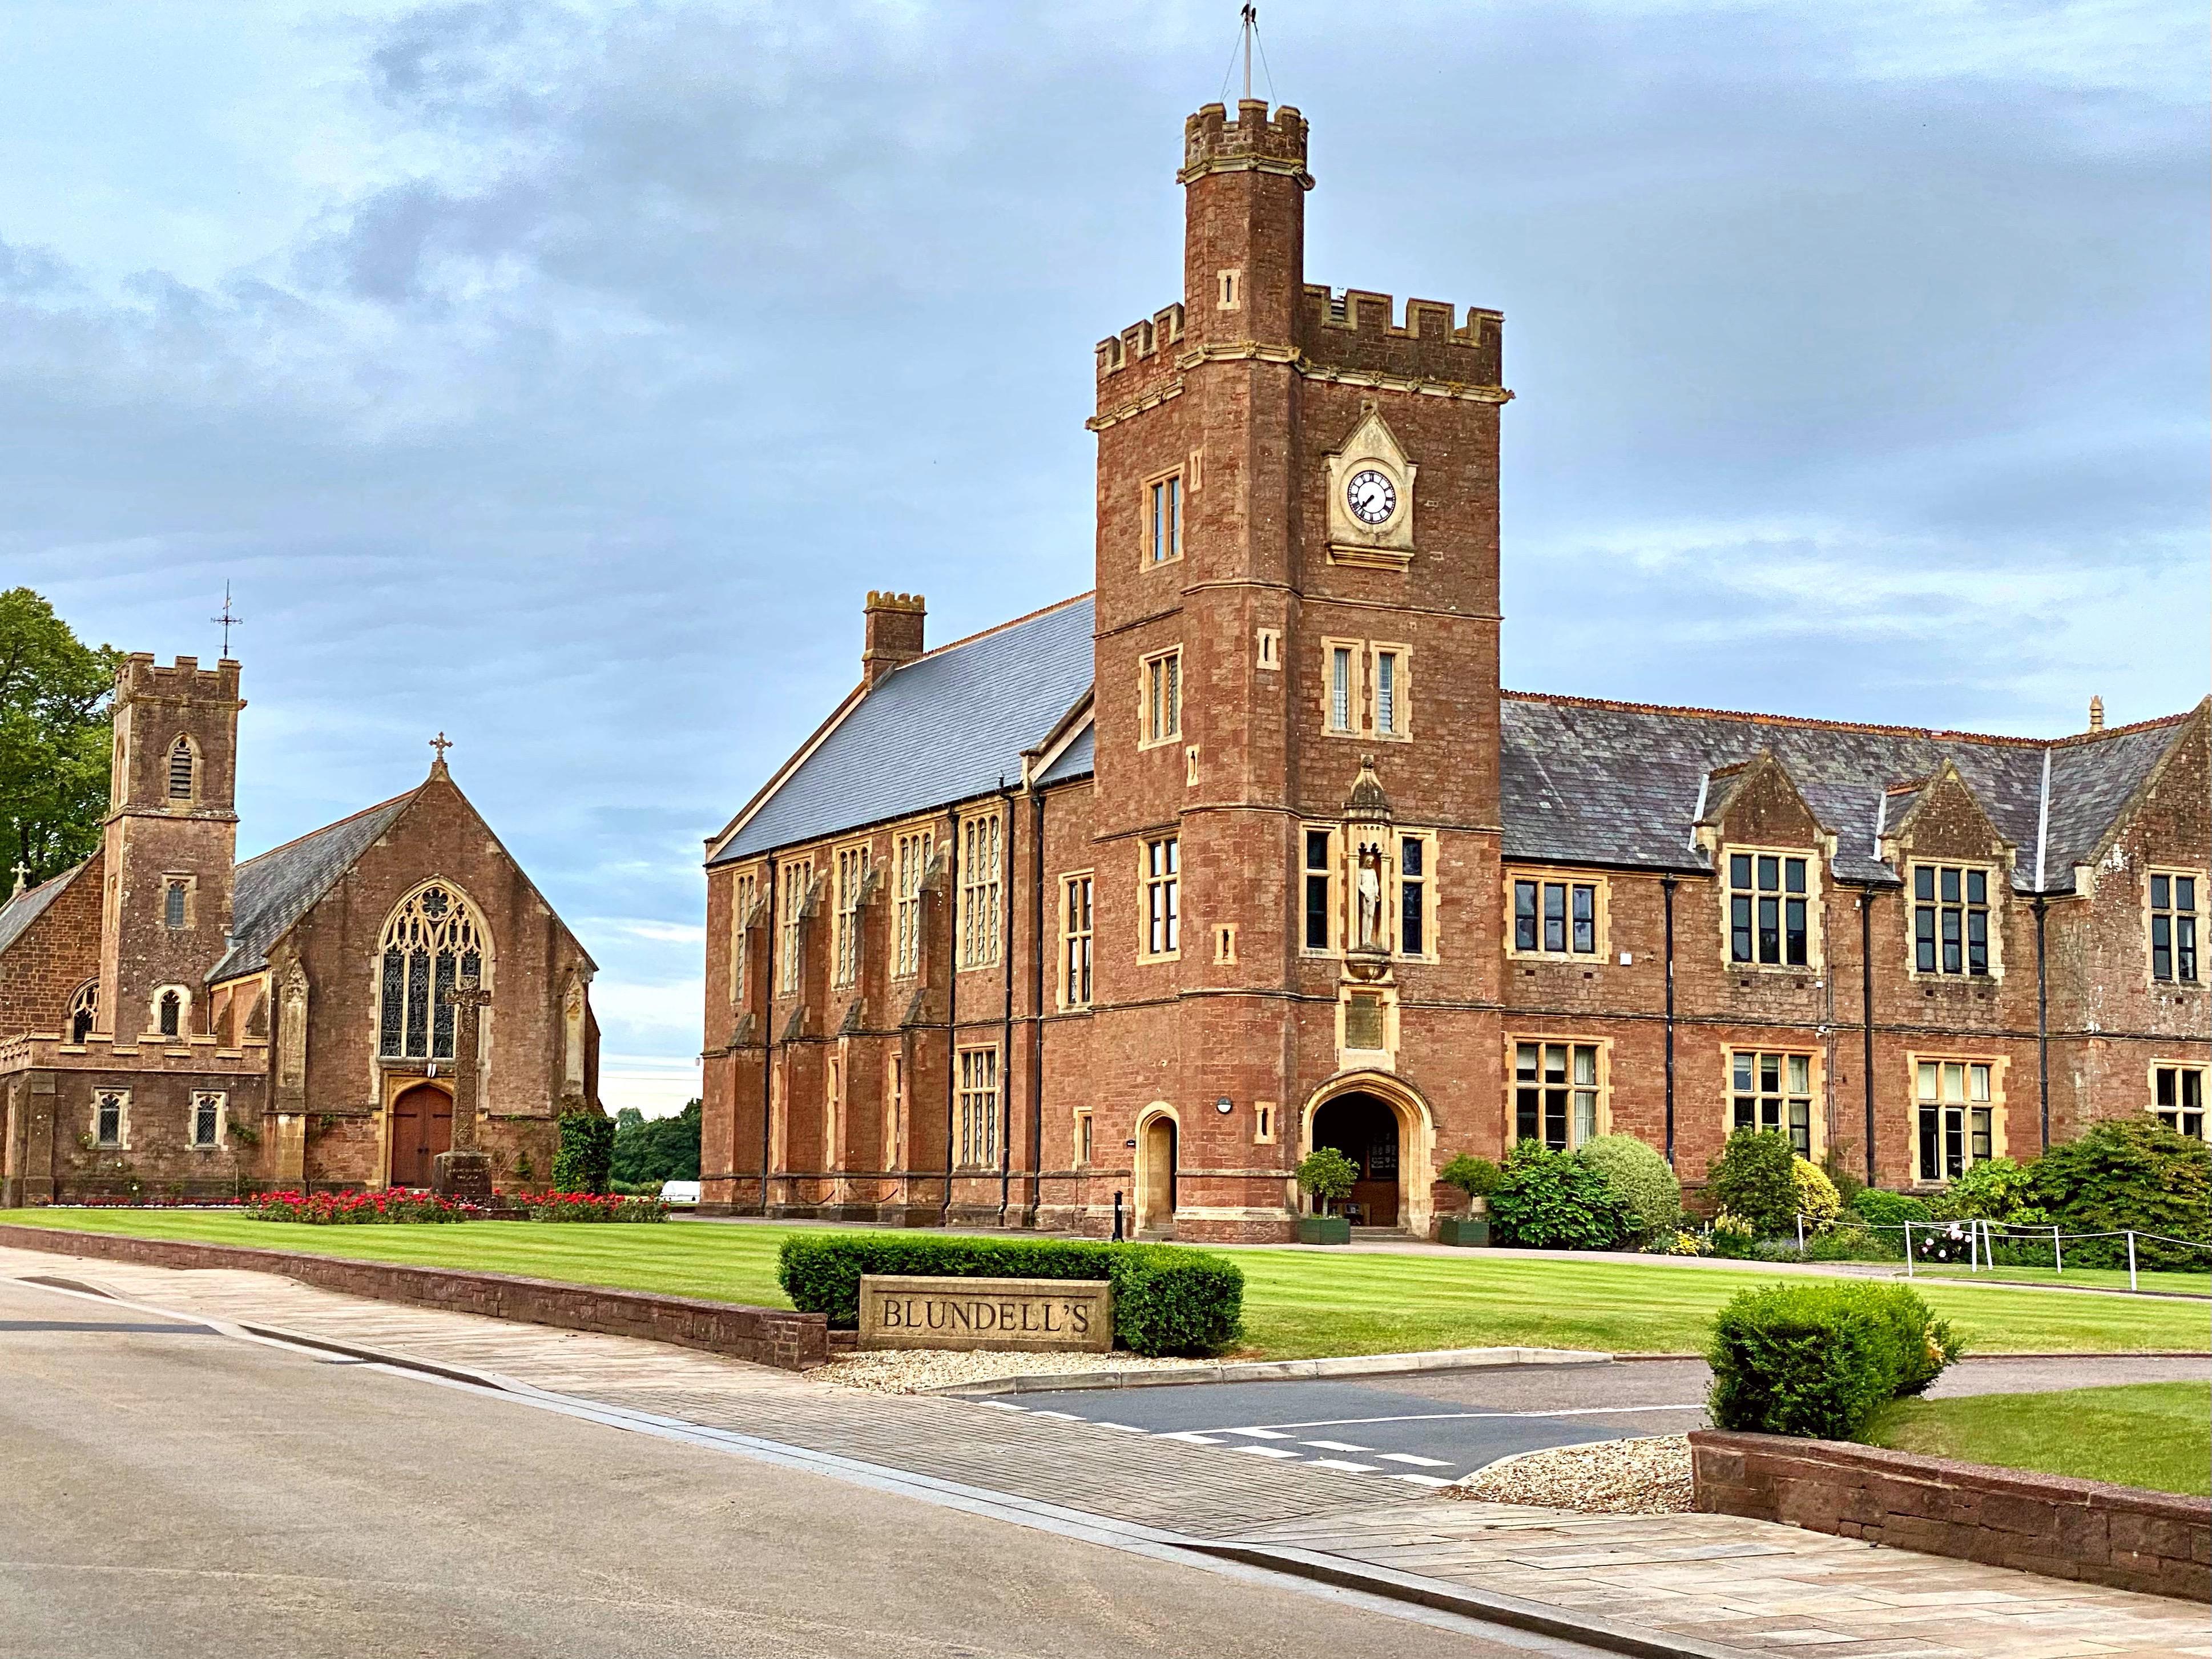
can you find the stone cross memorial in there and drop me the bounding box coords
[430,977,495,1204]
[857,1275,1113,1354]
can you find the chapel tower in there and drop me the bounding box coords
[96,654,243,1042]
[1087,97,1510,1238]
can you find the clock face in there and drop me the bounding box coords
[1346,468,1397,526]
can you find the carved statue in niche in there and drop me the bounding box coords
[562,972,587,1094]
[1354,838,1387,951]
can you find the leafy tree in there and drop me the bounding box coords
[0,588,119,884]
[1438,1152,1501,1203]
[2026,1119,2210,1270]
[1294,1146,1358,1215]
[610,1098,702,1186]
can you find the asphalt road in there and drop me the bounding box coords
[995,1354,2212,1488]
[0,1277,1591,1659]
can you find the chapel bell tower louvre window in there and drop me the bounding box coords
[376,883,487,1061]
[167,738,194,800]
[1913,864,1990,976]
[1729,852,1809,967]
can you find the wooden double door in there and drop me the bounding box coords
[387,1084,453,1188]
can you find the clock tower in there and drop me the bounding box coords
[1085,98,1510,1240]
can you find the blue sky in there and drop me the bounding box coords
[6,1,2205,1114]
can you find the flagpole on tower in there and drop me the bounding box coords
[1242,4,1256,100]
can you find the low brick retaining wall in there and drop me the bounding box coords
[1690,1429,2210,1601]
[0,1223,828,1372]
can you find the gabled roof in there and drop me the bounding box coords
[0,859,91,959]
[1037,720,1095,787]
[710,594,1096,865]
[208,792,416,984]
[1500,692,2198,891]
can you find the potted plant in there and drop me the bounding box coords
[1294,1146,1358,1244]
[1436,1153,1500,1246]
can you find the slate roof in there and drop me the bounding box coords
[208,791,416,984]
[0,859,90,959]
[1500,692,2199,892]
[1037,722,1095,787]
[712,595,1095,864]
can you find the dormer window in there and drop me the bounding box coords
[1912,864,1990,976]
[168,738,195,799]
[2150,873,2200,984]
[1728,852,1808,967]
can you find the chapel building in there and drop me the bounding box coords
[698,97,2211,1241]
[0,652,602,1204]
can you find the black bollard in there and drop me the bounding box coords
[1112,1188,1125,1242]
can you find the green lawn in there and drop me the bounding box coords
[9,1209,2208,1358]
[1872,1382,2212,1497]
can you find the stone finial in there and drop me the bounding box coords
[2088,695,2105,732]
[9,862,27,899]
[1343,754,1393,823]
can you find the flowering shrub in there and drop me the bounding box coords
[514,1190,668,1223]
[1792,1158,1842,1231]
[1706,1208,1758,1259]
[251,1189,470,1225]
[1653,1228,1708,1256]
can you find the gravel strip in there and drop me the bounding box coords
[1448,1435,1694,1515]
[816,1348,1208,1395]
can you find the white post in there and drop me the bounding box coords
[1904,1219,1913,1277]
[1796,1212,1806,1251]
[2127,1230,2138,1292]
[2053,1224,2062,1274]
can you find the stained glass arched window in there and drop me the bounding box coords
[377,883,488,1060]
[68,979,98,1044]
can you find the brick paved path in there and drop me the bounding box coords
[6,1245,2206,1658]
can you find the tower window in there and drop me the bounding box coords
[157,989,182,1038]
[1399,835,1428,957]
[1329,647,1352,732]
[1142,649,1182,745]
[1143,836,1179,957]
[1374,650,1400,735]
[1147,473,1182,563]
[163,880,188,930]
[168,738,195,799]
[1304,828,1335,953]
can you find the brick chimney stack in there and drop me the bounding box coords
[2088,695,2105,732]
[862,591,926,686]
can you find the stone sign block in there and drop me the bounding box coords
[431,1149,494,1205]
[857,1275,1113,1353]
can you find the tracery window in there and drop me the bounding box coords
[377,883,487,1061]
[959,814,1002,969]
[833,843,869,987]
[68,979,98,1044]
[957,1046,1000,1167]
[894,830,932,977]
[156,988,183,1038]
[93,1089,126,1147]
[191,1091,225,1149]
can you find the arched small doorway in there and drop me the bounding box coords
[1137,1110,1179,1234]
[1312,1092,1401,1227]
[388,1082,453,1189]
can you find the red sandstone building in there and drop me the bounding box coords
[698,98,2210,1241]
[0,654,602,1204]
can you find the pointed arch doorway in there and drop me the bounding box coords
[387,1082,453,1189]
[1300,1072,1438,1236]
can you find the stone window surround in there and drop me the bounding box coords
[1138,646,1183,748]
[892,828,933,980]
[1506,867,1610,961]
[90,1087,130,1149]
[831,840,869,989]
[189,1088,227,1150]
[1320,637,1413,742]
[955,1044,1000,1169]
[2145,867,2205,988]
[2150,1059,2207,1141]
[1907,1052,2009,1186]
[166,732,198,802]
[1142,466,1184,566]
[1904,859,2003,982]
[1300,823,1436,962]
[1725,1045,1826,1162]
[957,810,1003,973]
[1721,844,1826,974]
[776,859,812,994]
[1139,834,1180,962]
[726,865,759,1005]
[161,872,196,931]
[1073,1106,1094,1166]
[1507,1033,1613,1152]
[149,982,193,1041]
[1059,869,1094,1009]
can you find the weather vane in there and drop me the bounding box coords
[212,583,243,657]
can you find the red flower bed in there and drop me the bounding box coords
[251,1189,473,1225]
[510,1190,668,1223]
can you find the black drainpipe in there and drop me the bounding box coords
[1028,786,1048,1226]
[940,807,960,1225]
[1859,886,1876,1187]
[997,782,1016,1226]
[2033,896,2050,1151]
[1661,875,1677,1167]
[760,852,776,1215]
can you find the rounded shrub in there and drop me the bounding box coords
[1575,1135,1681,1242]
[1489,1140,1633,1251]
[1294,1146,1359,1215]
[1707,1282,1961,1439]
[1705,1130,1798,1235]
[1847,1187,1930,1229]
[1792,1158,1842,1230]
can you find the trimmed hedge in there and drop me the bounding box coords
[1576,1134,1679,1242]
[776,1234,1243,1357]
[1708,1282,1961,1440]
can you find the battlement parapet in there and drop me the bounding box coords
[1180,100,1312,188]
[118,652,243,705]
[1095,303,1187,378]
[863,591,925,615]
[1299,285,1504,387]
